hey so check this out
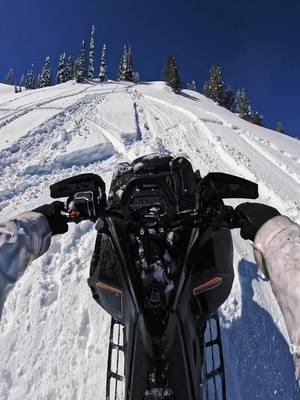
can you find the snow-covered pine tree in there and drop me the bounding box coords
[117,44,128,81]
[250,111,263,126]
[56,53,66,84]
[73,58,79,80]
[187,80,197,91]
[65,56,75,81]
[124,45,133,82]
[99,44,107,82]
[116,57,123,81]
[223,87,235,111]
[5,69,14,85]
[276,122,285,134]
[234,89,252,121]
[40,56,52,87]
[203,65,225,104]
[17,74,25,92]
[163,56,173,85]
[25,65,35,89]
[163,55,181,93]
[76,40,86,83]
[88,25,95,79]
[56,56,61,84]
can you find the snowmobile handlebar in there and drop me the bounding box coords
[49,172,251,232]
[155,204,248,232]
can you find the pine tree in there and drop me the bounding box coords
[163,55,181,93]
[223,87,235,111]
[16,74,25,92]
[116,44,134,82]
[73,58,80,80]
[65,56,75,81]
[234,89,252,121]
[250,111,263,126]
[99,44,107,82]
[5,69,14,85]
[117,56,123,81]
[56,53,66,84]
[117,44,128,81]
[163,56,173,85]
[124,45,133,82]
[203,65,225,104]
[25,65,35,89]
[88,25,95,79]
[276,122,285,134]
[187,80,197,91]
[76,40,86,83]
[40,56,52,87]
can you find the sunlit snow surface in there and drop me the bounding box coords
[0,80,299,399]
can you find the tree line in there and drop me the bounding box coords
[2,26,287,134]
[3,25,140,93]
[162,57,287,134]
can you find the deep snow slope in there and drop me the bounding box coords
[0,80,299,400]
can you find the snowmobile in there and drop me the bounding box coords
[50,154,258,400]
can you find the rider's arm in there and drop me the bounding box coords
[253,215,300,382]
[0,201,67,318]
[237,203,300,383]
[0,212,52,316]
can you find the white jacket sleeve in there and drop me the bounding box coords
[253,215,300,382]
[0,211,52,317]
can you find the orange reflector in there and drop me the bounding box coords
[69,210,81,219]
[96,282,122,295]
[193,277,223,296]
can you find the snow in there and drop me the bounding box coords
[0,80,299,399]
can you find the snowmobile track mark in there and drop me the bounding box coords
[0,86,92,130]
[235,129,300,185]
[85,116,126,154]
[141,94,300,222]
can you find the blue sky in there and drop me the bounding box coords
[1,0,299,137]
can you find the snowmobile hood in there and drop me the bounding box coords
[131,153,173,174]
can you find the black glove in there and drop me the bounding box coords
[33,201,68,235]
[236,202,280,241]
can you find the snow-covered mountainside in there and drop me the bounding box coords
[0,80,299,400]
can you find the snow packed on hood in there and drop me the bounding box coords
[0,80,299,399]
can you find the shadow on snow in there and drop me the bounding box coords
[221,259,300,400]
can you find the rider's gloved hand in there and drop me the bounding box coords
[235,202,281,241]
[33,201,68,235]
